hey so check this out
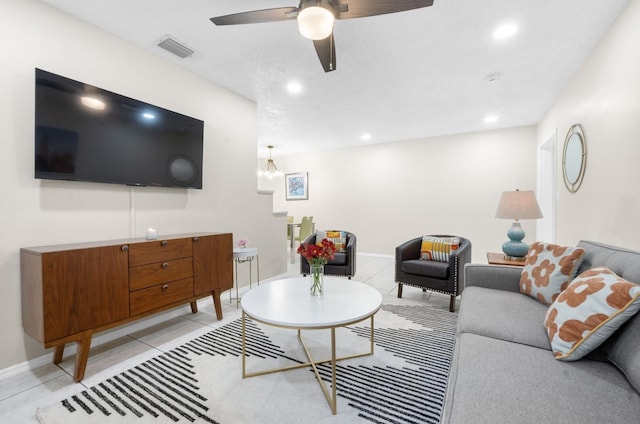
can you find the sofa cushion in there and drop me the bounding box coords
[577,240,640,392]
[519,241,585,305]
[458,286,550,350]
[606,312,640,393]
[326,252,347,266]
[316,230,347,253]
[443,332,640,424]
[544,267,640,361]
[577,240,640,283]
[420,236,459,262]
[401,259,449,279]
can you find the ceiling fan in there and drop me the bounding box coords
[210,0,434,73]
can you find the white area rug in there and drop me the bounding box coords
[37,303,457,424]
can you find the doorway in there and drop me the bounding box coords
[537,131,557,242]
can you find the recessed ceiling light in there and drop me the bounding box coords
[493,23,518,40]
[484,115,499,124]
[361,133,371,141]
[142,112,156,120]
[286,81,303,94]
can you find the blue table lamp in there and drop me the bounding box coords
[495,189,543,259]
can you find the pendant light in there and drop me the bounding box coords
[257,145,283,179]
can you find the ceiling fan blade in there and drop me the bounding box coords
[313,33,336,73]
[210,7,298,26]
[333,0,434,20]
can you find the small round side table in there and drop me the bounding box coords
[232,247,260,307]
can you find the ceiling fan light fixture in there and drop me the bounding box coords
[297,4,335,40]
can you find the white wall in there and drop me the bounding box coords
[0,0,286,371]
[268,126,539,263]
[538,0,640,249]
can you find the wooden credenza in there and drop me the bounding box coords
[20,232,232,382]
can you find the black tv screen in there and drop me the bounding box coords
[34,68,204,189]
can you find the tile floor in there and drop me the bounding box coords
[0,253,456,423]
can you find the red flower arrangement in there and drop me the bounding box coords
[297,238,336,266]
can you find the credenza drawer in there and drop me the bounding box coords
[130,277,194,316]
[129,238,192,266]
[129,257,193,291]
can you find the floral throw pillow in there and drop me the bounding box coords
[519,242,586,305]
[544,267,640,361]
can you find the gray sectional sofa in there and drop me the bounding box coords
[442,240,640,423]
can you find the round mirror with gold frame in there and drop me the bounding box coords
[562,124,587,193]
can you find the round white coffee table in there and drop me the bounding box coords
[240,277,382,415]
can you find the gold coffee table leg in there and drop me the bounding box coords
[241,314,376,415]
[331,327,337,414]
[242,311,247,377]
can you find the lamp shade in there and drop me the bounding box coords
[495,190,543,220]
[297,5,335,40]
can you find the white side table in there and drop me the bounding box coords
[232,247,259,307]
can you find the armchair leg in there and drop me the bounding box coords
[449,295,456,312]
[397,283,403,298]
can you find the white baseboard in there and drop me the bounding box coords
[0,297,214,382]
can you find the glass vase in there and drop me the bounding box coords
[309,264,324,296]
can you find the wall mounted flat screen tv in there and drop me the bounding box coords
[35,68,204,189]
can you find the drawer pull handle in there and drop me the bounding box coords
[162,262,169,269]
[121,245,129,252]
[193,237,199,242]
[161,240,168,247]
[162,284,169,291]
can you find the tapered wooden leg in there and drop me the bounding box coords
[449,295,456,312]
[397,283,403,298]
[212,290,223,320]
[190,301,198,313]
[73,331,93,382]
[53,344,65,364]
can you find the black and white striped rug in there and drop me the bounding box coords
[37,303,457,424]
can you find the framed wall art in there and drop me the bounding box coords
[285,172,308,200]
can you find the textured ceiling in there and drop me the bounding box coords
[40,0,629,158]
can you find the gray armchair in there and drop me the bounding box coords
[395,235,471,312]
[301,231,356,279]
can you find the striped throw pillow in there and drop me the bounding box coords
[316,230,347,253]
[420,236,460,262]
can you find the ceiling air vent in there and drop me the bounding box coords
[157,36,195,59]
